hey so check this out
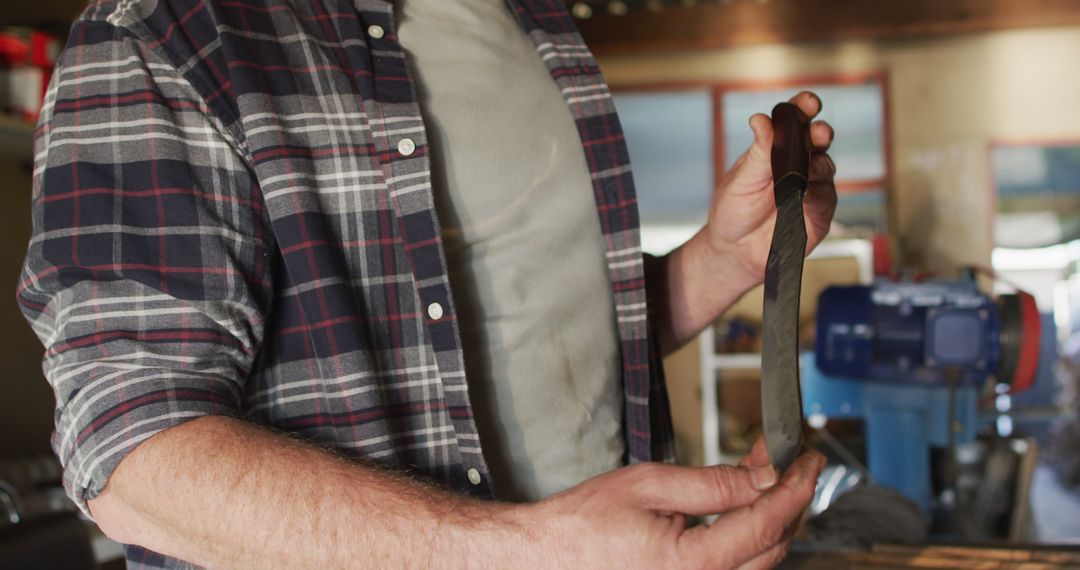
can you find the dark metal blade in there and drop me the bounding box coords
[761,181,807,473]
[761,102,811,473]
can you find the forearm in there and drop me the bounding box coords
[89,415,527,569]
[647,228,760,357]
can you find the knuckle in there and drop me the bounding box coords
[629,462,663,481]
[765,541,792,568]
[825,188,839,208]
[624,463,663,497]
[708,465,740,502]
[812,154,836,176]
[753,509,787,549]
[789,476,818,506]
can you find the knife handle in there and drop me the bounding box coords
[770,102,812,194]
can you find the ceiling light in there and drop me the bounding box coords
[571,2,593,18]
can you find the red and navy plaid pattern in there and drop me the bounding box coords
[18,1,673,566]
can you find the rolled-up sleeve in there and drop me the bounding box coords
[15,19,272,515]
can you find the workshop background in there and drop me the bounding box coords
[1,0,1079,568]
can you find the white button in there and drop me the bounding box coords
[467,468,482,486]
[427,302,444,320]
[397,138,416,156]
[367,25,385,39]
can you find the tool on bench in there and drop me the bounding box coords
[761,102,812,473]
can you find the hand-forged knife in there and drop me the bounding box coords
[761,102,811,473]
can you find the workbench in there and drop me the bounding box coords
[783,544,1080,569]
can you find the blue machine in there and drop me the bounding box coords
[806,277,1039,515]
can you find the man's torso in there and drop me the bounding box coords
[21,1,668,567]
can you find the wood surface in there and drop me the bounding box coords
[782,544,1080,570]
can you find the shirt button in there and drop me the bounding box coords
[397,138,416,156]
[367,25,385,39]
[467,468,482,486]
[427,302,444,320]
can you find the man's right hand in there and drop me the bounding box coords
[523,449,825,569]
[89,416,822,569]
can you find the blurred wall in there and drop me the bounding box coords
[0,0,83,461]
[598,26,1080,276]
[1,158,54,456]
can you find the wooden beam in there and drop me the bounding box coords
[573,0,1080,55]
[0,2,98,32]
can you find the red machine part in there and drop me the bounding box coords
[994,290,1040,394]
[1010,290,1041,393]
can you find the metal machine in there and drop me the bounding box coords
[805,274,1041,515]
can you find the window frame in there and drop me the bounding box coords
[611,71,893,195]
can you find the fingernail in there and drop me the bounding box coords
[751,465,778,490]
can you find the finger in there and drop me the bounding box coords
[809,153,836,182]
[810,121,834,151]
[738,436,770,468]
[748,113,773,160]
[806,190,837,223]
[787,90,822,120]
[805,155,839,238]
[734,540,791,570]
[734,511,803,570]
[628,462,779,517]
[737,514,800,570]
[678,451,826,568]
[805,179,838,224]
[804,179,838,252]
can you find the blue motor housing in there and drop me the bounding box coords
[815,279,1001,386]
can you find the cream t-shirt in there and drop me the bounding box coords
[397,0,625,501]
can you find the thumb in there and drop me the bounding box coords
[716,114,774,194]
[627,463,779,516]
[747,113,774,162]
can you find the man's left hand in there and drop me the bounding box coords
[650,91,838,355]
[704,90,838,287]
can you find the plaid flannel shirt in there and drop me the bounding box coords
[17,0,674,567]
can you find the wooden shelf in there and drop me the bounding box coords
[0,114,35,162]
